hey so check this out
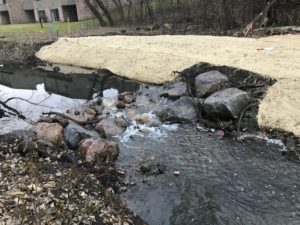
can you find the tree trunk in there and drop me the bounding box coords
[145,0,154,23]
[95,0,115,26]
[112,0,125,22]
[84,0,107,27]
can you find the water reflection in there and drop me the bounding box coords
[0,66,140,119]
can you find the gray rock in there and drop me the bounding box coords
[149,119,162,127]
[160,81,187,99]
[64,123,100,149]
[95,118,125,138]
[157,96,202,123]
[0,118,32,135]
[115,117,129,128]
[195,70,228,98]
[203,88,250,120]
[116,101,126,109]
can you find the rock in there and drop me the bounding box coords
[52,116,69,127]
[35,122,63,145]
[79,138,119,164]
[139,128,150,134]
[160,81,187,99]
[97,114,107,121]
[116,101,126,109]
[149,119,162,127]
[0,118,32,135]
[53,66,60,72]
[127,109,138,121]
[195,70,228,98]
[173,171,180,176]
[157,163,167,174]
[39,116,69,127]
[157,96,202,123]
[83,108,96,121]
[285,137,297,151]
[89,105,103,115]
[140,163,154,174]
[115,117,129,128]
[64,123,100,149]
[95,118,125,138]
[102,97,117,108]
[215,130,225,138]
[203,88,250,120]
[134,114,151,124]
[36,139,54,158]
[123,95,135,104]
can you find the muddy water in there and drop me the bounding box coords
[0,65,140,119]
[118,127,300,225]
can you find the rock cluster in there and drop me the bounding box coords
[31,92,138,166]
[27,70,251,169]
[156,70,250,123]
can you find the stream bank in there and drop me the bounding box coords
[0,62,300,224]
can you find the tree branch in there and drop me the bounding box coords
[42,112,98,125]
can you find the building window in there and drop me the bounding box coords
[51,9,60,22]
[38,10,47,22]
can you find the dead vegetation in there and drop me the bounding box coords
[86,0,299,34]
[0,132,145,225]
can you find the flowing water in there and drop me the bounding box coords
[118,126,300,225]
[1,66,300,225]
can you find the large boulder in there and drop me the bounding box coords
[35,122,63,145]
[79,138,119,164]
[95,118,125,138]
[203,88,250,120]
[160,81,188,99]
[157,96,202,123]
[195,70,228,98]
[64,123,100,149]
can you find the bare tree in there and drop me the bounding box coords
[112,0,125,22]
[84,0,107,26]
[94,0,115,26]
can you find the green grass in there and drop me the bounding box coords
[0,19,100,38]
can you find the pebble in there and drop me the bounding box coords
[173,171,180,176]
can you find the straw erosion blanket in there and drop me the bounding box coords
[36,35,300,136]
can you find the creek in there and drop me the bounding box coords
[0,66,299,225]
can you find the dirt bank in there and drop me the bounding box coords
[0,40,48,65]
[36,35,300,137]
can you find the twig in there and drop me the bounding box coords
[42,111,98,125]
[244,0,277,36]
[4,97,52,108]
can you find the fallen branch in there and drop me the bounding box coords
[244,0,277,36]
[0,101,25,119]
[42,111,98,125]
[4,97,52,108]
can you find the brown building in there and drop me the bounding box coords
[0,0,96,24]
